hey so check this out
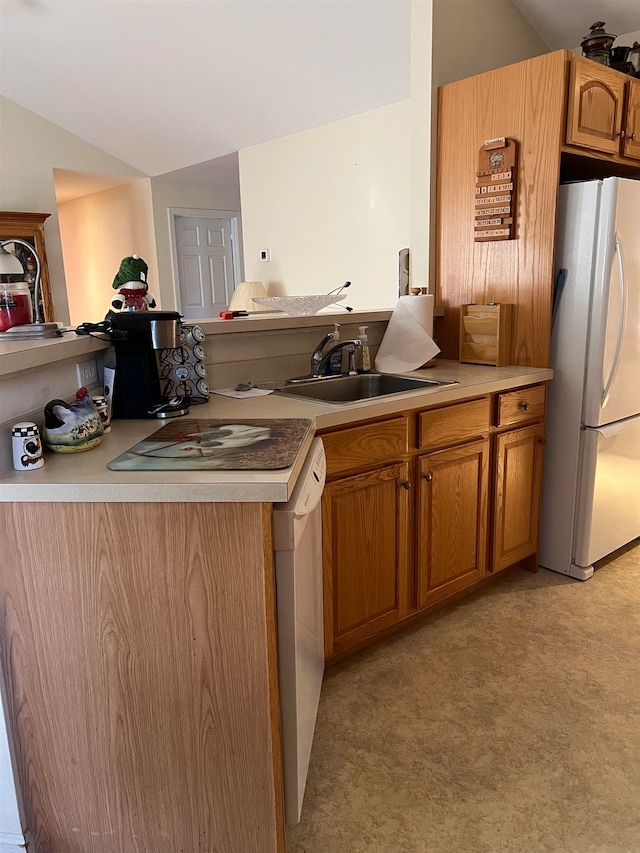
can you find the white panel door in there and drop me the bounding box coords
[174,215,236,319]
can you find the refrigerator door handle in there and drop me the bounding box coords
[590,421,628,438]
[601,233,627,408]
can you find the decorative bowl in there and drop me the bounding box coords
[252,295,345,317]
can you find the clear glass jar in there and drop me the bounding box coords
[0,281,33,332]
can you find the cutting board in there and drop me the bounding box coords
[107,418,313,471]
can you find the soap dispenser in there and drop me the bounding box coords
[358,325,371,372]
[328,324,342,375]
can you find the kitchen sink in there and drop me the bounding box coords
[275,372,458,404]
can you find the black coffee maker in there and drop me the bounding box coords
[107,310,190,419]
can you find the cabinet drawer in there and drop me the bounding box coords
[321,416,409,477]
[496,383,546,427]
[418,397,490,451]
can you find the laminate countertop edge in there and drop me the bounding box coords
[0,362,552,503]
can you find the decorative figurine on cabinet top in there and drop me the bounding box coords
[111,254,157,312]
[43,387,104,453]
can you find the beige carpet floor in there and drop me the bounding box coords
[287,540,640,853]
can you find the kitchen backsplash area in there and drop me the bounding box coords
[0,312,390,472]
[202,317,388,391]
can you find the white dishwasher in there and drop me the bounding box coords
[273,437,326,825]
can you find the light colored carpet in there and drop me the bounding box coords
[287,541,640,853]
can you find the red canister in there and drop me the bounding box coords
[0,282,32,331]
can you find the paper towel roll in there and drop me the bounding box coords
[374,294,440,373]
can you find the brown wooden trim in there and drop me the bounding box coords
[0,211,54,323]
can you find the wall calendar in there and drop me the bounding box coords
[474,137,518,242]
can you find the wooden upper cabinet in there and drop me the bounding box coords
[623,78,640,161]
[566,56,626,155]
[565,56,640,162]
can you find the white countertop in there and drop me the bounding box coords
[0,361,552,503]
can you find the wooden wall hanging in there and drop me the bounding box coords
[474,137,518,242]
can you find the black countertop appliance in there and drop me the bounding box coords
[107,310,189,419]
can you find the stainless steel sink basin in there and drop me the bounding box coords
[276,373,458,404]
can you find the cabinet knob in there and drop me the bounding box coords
[629,132,637,142]
[617,130,626,139]
[537,437,547,446]
[401,480,411,490]
[520,401,530,411]
[423,472,433,482]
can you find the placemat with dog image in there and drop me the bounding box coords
[107,418,313,470]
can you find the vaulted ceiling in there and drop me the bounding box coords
[0,0,411,177]
[1,0,637,182]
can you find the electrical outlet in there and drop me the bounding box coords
[76,359,98,387]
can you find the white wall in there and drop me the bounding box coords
[0,97,147,325]
[431,0,547,88]
[239,101,411,310]
[409,0,434,293]
[150,173,241,311]
[58,180,157,326]
[238,0,548,309]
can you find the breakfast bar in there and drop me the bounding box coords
[0,353,551,852]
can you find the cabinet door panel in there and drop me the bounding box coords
[323,462,410,657]
[492,423,545,572]
[417,440,489,608]
[623,78,640,161]
[566,57,625,154]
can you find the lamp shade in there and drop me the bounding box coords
[0,247,25,276]
[228,281,270,312]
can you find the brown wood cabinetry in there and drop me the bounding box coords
[415,398,491,607]
[491,384,546,573]
[492,423,545,572]
[416,439,489,607]
[566,56,627,155]
[566,56,640,162]
[623,78,640,161]
[496,383,546,427]
[322,462,411,657]
[320,385,546,661]
[321,415,409,478]
[436,52,567,367]
[0,502,285,853]
[436,51,640,368]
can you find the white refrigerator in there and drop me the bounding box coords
[539,177,640,581]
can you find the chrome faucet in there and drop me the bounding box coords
[310,331,337,377]
[313,340,362,377]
